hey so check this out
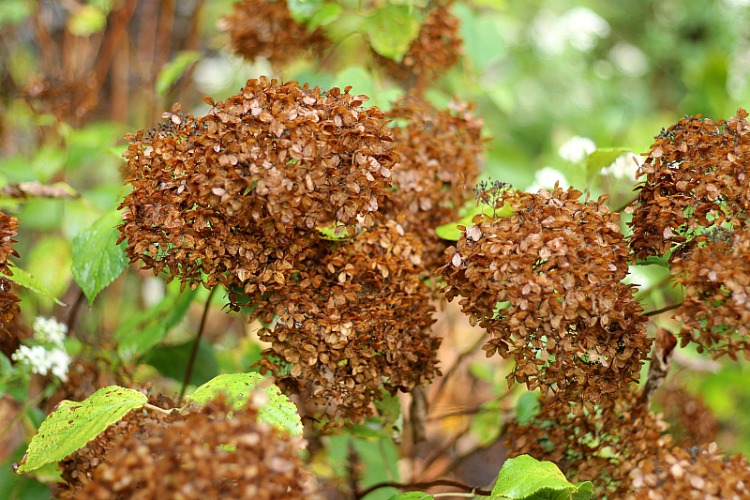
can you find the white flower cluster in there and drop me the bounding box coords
[11,316,71,382]
[526,166,570,193]
[600,152,642,180]
[558,135,596,163]
[531,7,610,55]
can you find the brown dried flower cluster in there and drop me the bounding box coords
[223,0,330,68]
[0,212,21,359]
[258,221,440,423]
[439,186,651,410]
[119,77,396,316]
[505,393,670,498]
[60,396,318,499]
[375,2,462,90]
[382,96,484,272]
[22,76,98,123]
[628,443,750,499]
[655,385,718,447]
[670,227,750,359]
[630,109,750,261]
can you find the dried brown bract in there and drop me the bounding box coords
[119,77,396,313]
[505,393,671,498]
[671,228,750,359]
[376,3,462,90]
[382,96,483,272]
[258,221,440,424]
[64,397,318,499]
[630,109,750,261]
[224,0,330,68]
[0,213,21,358]
[439,186,650,409]
[628,443,750,499]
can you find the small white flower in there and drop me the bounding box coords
[32,316,67,348]
[11,344,71,382]
[558,136,596,163]
[600,152,643,180]
[526,167,570,193]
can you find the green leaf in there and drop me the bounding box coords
[287,0,324,23]
[115,285,198,360]
[186,373,303,435]
[515,392,540,425]
[435,202,514,241]
[27,236,72,304]
[144,338,218,386]
[67,5,107,37]
[71,210,128,305]
[367,5,423,63]
[491,455,593,500]
[0,0,31,28]
[155,51,201,96]
[1,266,65,306]
[14,386,147,474]
[317,222,355,241]
[308,2,342,29]
[585,148,632,183]
[387,493,433,500]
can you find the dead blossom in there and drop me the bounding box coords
[381,95,484,274]
[118,77,396,314]
[630,108,750,261]
[60,398,320,499]
[223,0,330,69]
[0,213,21,357]
[671,228,750,360]
[438,186,651,409]
[257,221,440,425]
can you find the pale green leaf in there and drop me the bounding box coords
[367,5,422,62]
[15,386,147,474]
[156,51,201,96]
[67,5,107,37]
[1,266,65,306]
[308,2,342,28]
[287,0,323,22]
[71,210,128,305]
[187,373,303,435]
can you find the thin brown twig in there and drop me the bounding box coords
[178,286,217,404]
[354,479,491,499]
[643,302,682,317]
[613,195,638,214]
[432,331,486,404]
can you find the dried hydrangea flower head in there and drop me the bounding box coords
[671,227,750,360]
[0,212,21,358]
[505,392,671,498]
[258,221,440,424]
[382,96,484,272]
[375,2,462,91]
[119,77,396,313]
[439,186,651,410]
[223,0,330,68]
[630,109,750,261]
[63,396,319,499]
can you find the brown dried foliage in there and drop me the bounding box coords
[505,393,670,498]
[628,443,750,499]
[0,212,21,358]
[630,109,750,261]
[655,386,718,448]
[119,77,395,315]
[375,3,462,90]
[671,228,750,359]
[440,186,651,410]
[60,396,318,499]
[224,0,330,68]
[382,96,484,273]
[258,221,440,424]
